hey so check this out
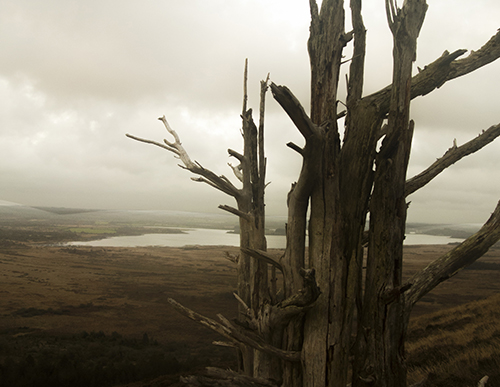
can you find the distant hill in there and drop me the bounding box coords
[0,203,60,223]
[31,206,102,215]
[0,200,22,206]
[406,222,480,239]
[0,203,240,229]
[0,202,481,238]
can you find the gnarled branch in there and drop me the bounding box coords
[366,30,500,115]
[279,268,320,308]
[404,200,500,307]
[405,123,500,197]
[270,83,318,139]
[448,30,500,80]
[168,298,301,362]
[218,205,252,222]
[127,116,241,199]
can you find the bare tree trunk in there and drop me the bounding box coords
[301,1,347,386]
[127,2,500,386]
[354,2,427,386]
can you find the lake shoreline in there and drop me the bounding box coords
[64,228,466,248]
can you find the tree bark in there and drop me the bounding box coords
[353,2,427,387]
[127,3,500,386]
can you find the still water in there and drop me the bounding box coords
[66,228,464,248]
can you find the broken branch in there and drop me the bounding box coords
[168,298,301,362]
[404,200,500,307]
[367,29,500,115]
[287,142,304,155]
[241,247,283,272]
[270,83,318,139]
[405,123,500,197]
[127,117,242,199]
[218,205,252,222]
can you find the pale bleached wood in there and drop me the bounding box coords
[478,375,489,387]
[126,117,241,199]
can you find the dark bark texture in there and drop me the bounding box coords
[127,1,500,386]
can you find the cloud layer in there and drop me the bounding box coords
[0,0,499,224]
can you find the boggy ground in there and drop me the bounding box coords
[0,243,242,348]
[0,241,499,386]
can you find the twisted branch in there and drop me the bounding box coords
[126,116,241,199]
[405,123,500,197]
[366,30,500,115]
[404,200,500,307]
[167,298,301,362]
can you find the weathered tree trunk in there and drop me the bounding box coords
[353,2,427,386]
[301,1,348,386]
[127,2,500,386]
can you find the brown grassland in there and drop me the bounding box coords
[0,235,499,386]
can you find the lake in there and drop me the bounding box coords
[66,228,464,248]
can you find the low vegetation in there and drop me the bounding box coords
[0,329,188,387]
[0,212,498,386]
[1,294,498,387]
[406,294,500,386]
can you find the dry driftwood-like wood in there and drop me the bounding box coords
[405,123,500,197]
[128,60,273,377]
[167,298,301,363]
[404,200,500,307]
[367,29,500,115]
[218,205,252,222]
[353,2,426,386]
[278,269,321,309]
[126,117,240,199]
[228,162,244,182]
[269,83,318,139]
[240,248,283,272]
[129,3,500,386]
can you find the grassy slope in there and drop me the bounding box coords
[122,293,500,386]
[407,293,500,386]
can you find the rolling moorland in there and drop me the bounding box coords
[0,204,499,386]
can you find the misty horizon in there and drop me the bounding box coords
[0,1,498,225]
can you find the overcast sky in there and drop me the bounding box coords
[0,0,499,224]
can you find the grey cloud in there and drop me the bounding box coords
[0,0,499,225]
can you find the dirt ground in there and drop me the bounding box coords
[1,242,499,349]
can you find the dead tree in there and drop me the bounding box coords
[128,1,500,386]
